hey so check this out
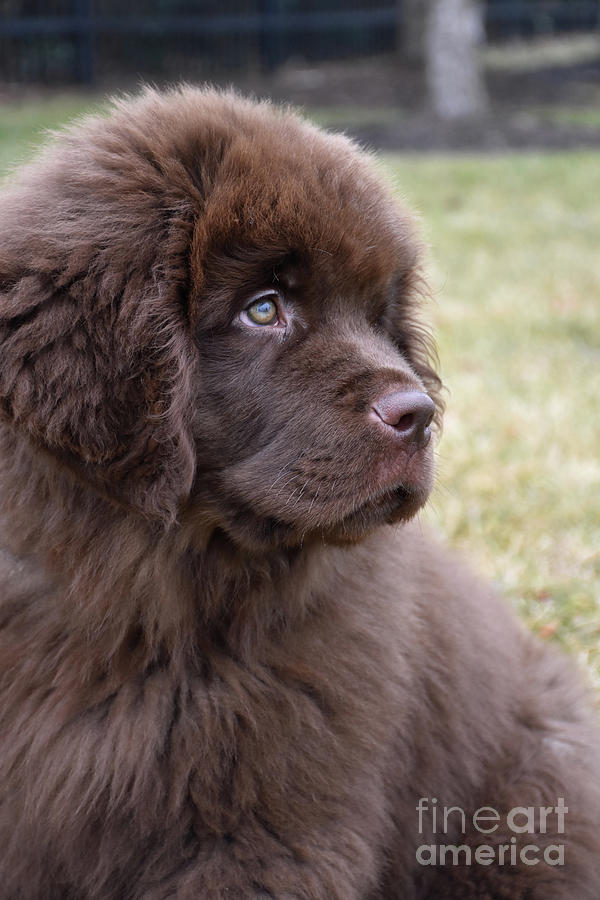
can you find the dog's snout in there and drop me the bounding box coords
[371,390,435,447]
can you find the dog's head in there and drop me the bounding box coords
[0,87,442,551]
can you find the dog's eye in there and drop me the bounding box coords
[240,291,283,328]
[248,298,277,325]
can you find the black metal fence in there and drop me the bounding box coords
[1,0,599,86]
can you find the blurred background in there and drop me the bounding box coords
[1,0,599,680]
[2,1,600,151]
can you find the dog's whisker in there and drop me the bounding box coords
[292,479,311,509]
[266,463,295,494]
[282,477,310,510]
[272,472,301,498]
[306,486,321,518]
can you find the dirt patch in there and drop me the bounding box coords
[239,49,600,152]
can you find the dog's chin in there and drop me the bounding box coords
[200,477,432,556]
[316,481,431,546]
[314,444,435,544]
[197,446,434,554]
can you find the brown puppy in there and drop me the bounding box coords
[0,87,598,899]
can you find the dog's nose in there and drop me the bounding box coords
[371,390,435,447]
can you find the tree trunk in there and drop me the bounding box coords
[426,0,488,120]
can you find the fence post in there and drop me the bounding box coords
[259,0,284,72]
[74,0,94,85]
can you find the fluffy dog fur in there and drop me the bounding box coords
[0,87,598,899]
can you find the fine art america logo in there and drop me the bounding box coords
[416,797,567,867]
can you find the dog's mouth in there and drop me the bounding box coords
[313,429,435,534]
[212,438,434,552]
[316,477,432,545]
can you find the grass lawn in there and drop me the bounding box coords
[0,95,106,174]
[1,97,599,683]
[385,153,600,686]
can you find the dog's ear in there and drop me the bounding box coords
[0,124,198,526]
[0,258,196,526]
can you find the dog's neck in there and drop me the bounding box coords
[0,426,331,667]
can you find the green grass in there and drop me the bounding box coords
[1,98,599,684]
[384,153,600,685]
[484,34,600,72]
[307,106,407,129]
[0,94,104,174]
[540,106,600,129]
